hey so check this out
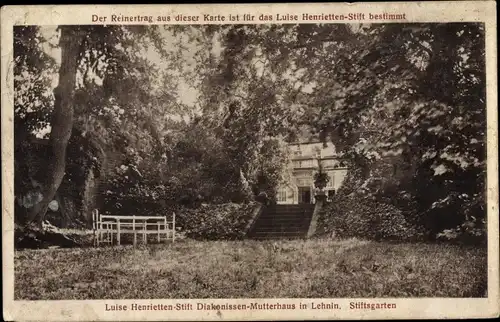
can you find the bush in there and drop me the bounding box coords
[100,179,180,217]
[317,192,425,241]
[437,216,486,246]
[99,160,207,218]
[177,203,256,240]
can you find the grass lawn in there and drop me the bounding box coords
[14,238,487,300]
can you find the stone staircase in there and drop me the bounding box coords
[247,204,315,240]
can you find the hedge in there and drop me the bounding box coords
[176,203,257,240]
[317,193,425,241]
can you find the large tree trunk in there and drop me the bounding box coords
[24,27,85,228]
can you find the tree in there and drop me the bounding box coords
[15,23,485,239]
[192,23,486,236]
[24,26,85,228]
[14,26,57,210]
[286,23,486,235]
[13,26,57,140]
[15,25,185,227]
[193,25,313,200]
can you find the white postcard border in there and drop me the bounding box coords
[2,2,498,321]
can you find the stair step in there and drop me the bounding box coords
[253,221,310,225]
[268,209,314,213]
[256,222,311,226]
[252,226,309,230]
[272,205,315,208]
[272,209,314,212]
[259,214,312,219]
[267,214,311,216]
[268,207,313,210]
[260,212,313,217]
[253,223,310,228]
[253,224,309,229]
[250,232,306,238]
[252,236,305,240]
[247,204,315,240]
[266,214,310,217]
[254,218,310,222]
[257,215,309,218]
[253,227,309,234]
[251,230,306,235]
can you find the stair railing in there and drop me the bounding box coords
[245,203,266,236]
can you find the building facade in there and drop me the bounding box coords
[277,141,348,204]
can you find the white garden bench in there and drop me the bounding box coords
[92,209,175,247]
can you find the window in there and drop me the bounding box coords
[278,189,287,202]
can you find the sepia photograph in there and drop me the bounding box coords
[12,21,489,301]
[2,2,499,321]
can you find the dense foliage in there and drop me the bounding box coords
[14,23,486,243]
[177,203,256,240]
[316,170,426,241]
[317,196,425,241]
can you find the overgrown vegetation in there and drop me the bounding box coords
[316,162,486,245]
[177,203,256,240]
[15,239,487,300]
[317,195,425,242]
[14,23,486,244]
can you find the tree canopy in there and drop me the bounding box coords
[14,23,486,239]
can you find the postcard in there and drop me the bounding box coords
[2,1,498,321]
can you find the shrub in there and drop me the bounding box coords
[177,203,256,240]
[437,216,486,246]
[317,192,425,241]
[99,160,207,218]
[313,165,329,189]
[255,192,273,205]
[100,178,180,217]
